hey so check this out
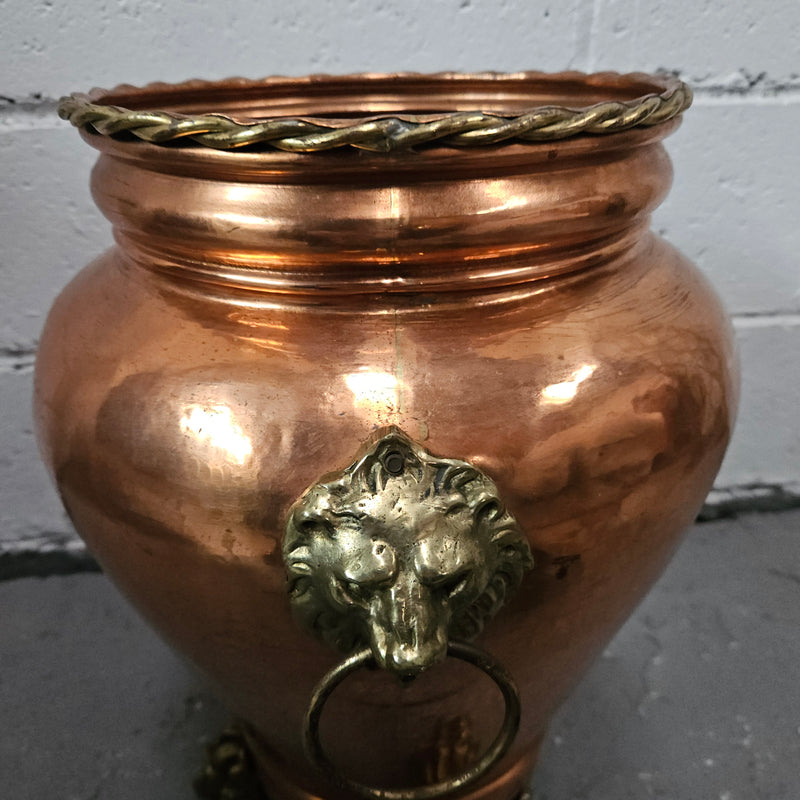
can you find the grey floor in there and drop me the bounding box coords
[2,510,798,800]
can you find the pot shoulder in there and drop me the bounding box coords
[35,238,737,554]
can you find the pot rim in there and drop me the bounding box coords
[58,70,691,153]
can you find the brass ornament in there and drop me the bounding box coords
[57,72,692,152]
[282,428,533,678]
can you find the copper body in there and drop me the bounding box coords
[34,74,738,800]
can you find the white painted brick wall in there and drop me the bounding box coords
[2,0,798,549]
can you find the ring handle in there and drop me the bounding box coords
[304,641,522,800]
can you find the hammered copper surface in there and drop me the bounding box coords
[34,73,737,800]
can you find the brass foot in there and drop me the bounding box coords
[194,725,266,800]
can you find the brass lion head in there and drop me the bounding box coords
[282,428,533,678]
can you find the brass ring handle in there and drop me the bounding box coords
[304,641,522,800]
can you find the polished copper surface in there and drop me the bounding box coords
[35,72,737,800]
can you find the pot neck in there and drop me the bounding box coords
[87,123,676,299]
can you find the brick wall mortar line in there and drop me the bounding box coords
[0,346,37,375]
[732,313,800,329]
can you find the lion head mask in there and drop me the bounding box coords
[282,428,533,678]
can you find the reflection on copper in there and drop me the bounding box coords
[345,369,400,412]
[225,186,261,203]
[477,180,529,215]
[541,364,597,404]
[214,211,267,228]
[179,404,253,465]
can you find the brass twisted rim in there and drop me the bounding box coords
[58,72,692,153]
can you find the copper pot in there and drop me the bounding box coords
[35,72,737,800]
